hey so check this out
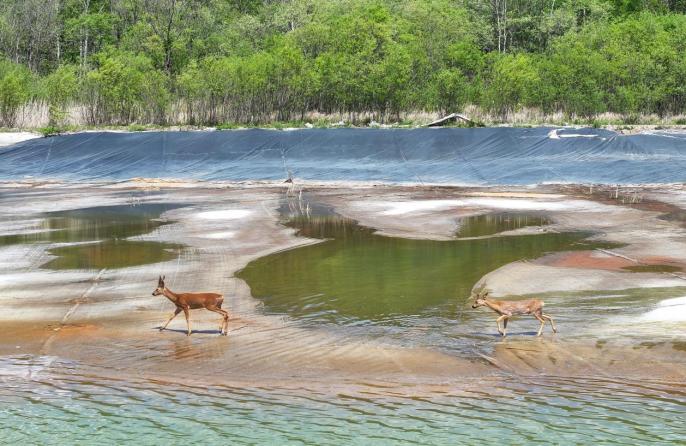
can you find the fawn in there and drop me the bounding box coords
[152,276,228,336]
[470,283,557,337]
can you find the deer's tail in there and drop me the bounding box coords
[217,295,225,308]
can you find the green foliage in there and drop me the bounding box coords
[127,124,147,132]
[39,125,63,136]
[540,13,686,117]
[0,59,33,127]
[1,1,686,126]
[431,69,469,114]
[83,50,169,124]
[483,53,541,117]
[42,65,79,125]
[215,122,241,130]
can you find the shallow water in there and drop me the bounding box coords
[0,204,184,270]
[1,355,684,445]
[456,212,550,237]
[237,204,686,355]
[43,240,182,270]
[622,264,683,273]
[237,209,608,326]
[2,198,685,443]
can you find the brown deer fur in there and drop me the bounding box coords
[470,283,557,337]
[152,276,228,336]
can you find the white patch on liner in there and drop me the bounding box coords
[200,231,236,239]
[641,296,686,322]
[0,132,40,148]
[372,198,602,215]
[548,129,601,139]
[196,209,252,220]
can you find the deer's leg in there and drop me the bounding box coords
[495,315,508,336]
[542,313,557,333]
[208,307,229,335]
[502,317,509,337]
[183,307,192,336]
[534,313,546,336]
[220,310,230,335]
[160,307,182,331]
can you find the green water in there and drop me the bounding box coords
[0,204,179,245]
[43,240,181,270]
[622,264,683,273]
[237,212,611,325]
[456,211,550,237]
[0,204,184,270]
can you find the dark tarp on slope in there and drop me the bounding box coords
[1,127,685,184]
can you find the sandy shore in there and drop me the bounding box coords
[1,182,685,387]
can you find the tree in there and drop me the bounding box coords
[0,59,34,126]
[42,64,79,125]
[483,53,540,117]
[431,69,470,114]
[83,49,169,124]
[140,0,204,74]
[0,0,61,73]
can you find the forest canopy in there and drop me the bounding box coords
[1,0,686,127]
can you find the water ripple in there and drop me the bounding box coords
[1,355,685,444]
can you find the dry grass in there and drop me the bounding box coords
[10,101,686,131]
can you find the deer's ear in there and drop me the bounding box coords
[162,275,165,281]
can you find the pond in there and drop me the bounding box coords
[456,212,550,237]
[0,203,184,270]
[237,204,612,326]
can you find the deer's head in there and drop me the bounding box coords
[471,283,490,308]
[152,275,166,296]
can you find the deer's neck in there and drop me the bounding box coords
[162,287,180,304]
[484,299,504,314]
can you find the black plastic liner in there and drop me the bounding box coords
[2,127,685,184]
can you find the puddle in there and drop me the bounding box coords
[621,264,683,273]
[0,204,183,245]
[44,240,182,270]
[456,212,550,237]
[0,204,185,270]
[237,204,613,326]
[658,209,686,228]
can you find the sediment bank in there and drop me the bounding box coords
[0,182,684,386]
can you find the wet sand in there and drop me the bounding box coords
[1,182,686,388]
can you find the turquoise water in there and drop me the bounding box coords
[1,355,684,445]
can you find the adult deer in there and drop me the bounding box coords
[152,276,228,336]
[470,283,557,337]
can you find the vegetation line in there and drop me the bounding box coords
[2,0,686,134]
